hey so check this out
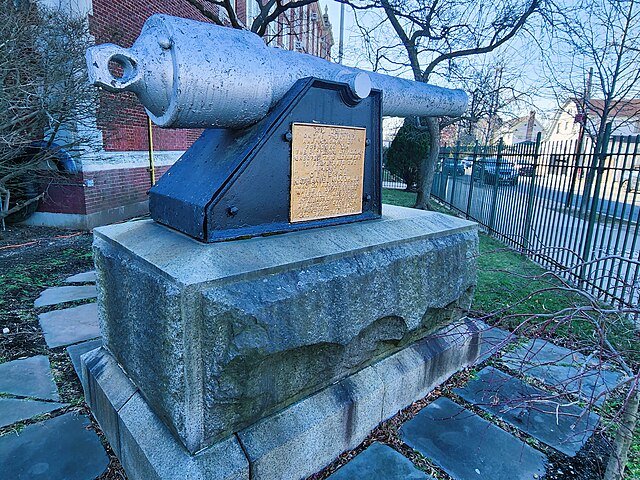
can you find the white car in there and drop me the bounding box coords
[622,169,640,192]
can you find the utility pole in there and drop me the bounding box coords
[484,67,503,145]
[338,2,345,64]
[579,67,593,149]
[567,67,592,209]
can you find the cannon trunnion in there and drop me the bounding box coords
[149,78,382,242]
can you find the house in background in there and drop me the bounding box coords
[26,0,334,229]
[542,98,640,177]
[546,98,640,144]
[492,111,544,145]
[438,112,543,147]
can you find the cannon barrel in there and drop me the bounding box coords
[86,14,468,129]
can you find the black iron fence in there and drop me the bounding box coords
[383,127,640,308]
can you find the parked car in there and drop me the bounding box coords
[441,158,465,176]
[516,162,535,177]
[473,158,519,185]
[460,156,474,169]
[621,169,639,192]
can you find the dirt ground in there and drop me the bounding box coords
[0,224,94,361]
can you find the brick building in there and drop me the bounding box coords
[28,0,334,228]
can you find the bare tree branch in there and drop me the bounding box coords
[185,0,319,36]
[1,2,100,222]
[340,0,543,207]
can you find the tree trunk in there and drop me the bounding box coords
[414,117,440,209]
[604,383,639,480]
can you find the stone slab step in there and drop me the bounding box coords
[0,412,109,480]
[474,321,516,364]
[454,366,599,456]
[0,398,67,428]
[0,355,60,401]
[501,339,623,406]
[34,285,97,308]
[67,339,103,379]
[327,443,434,480]
[38,303,100,348]
[64,271,96,283]
[399,397,547,480]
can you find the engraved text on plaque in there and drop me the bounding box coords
[290,123,366,223]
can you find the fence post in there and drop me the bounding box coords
[450,141,461,205]
[579,122,612,287]
[522,132,542,255]
[488,138,504,233]
[437,150,446,199]
[465,141,479,219]
[566,131,585,209]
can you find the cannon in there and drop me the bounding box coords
[86,14,468,242]
[86,14,467,129]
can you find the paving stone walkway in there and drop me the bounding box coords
[1,270,623,480]
[34,284,97,308]
[0,412,109,480]
[327,443,434,479]
[0,271,107,480]
[326,327,623,480]
[0,355,60,401]
[400,397,548,480]
[39,302,100,348]
[502,339,623,407]
[454,366,600,457]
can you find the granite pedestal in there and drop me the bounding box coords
[82,205,482,480]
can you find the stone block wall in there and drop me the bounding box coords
[83,206,481,480]
[92,207,478,453]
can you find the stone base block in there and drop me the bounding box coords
[81,347,249,480]
[92,205,478,453]
[81,319,485,480]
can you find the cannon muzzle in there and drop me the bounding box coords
[86,14,468,129]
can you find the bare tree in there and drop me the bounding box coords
[546,0,640,141]
[0,1,101,226]
[543,0,640,210]
[447,57,537,145]
[338,0,542,208]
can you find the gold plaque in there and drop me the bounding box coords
[290,123,366,223]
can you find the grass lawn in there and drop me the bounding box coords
[381,190,593,318]
[382,188,418,208]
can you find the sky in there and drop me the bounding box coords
[320,1,348,65]
[320,0,556,116]
[319,0,564,127]
[322,0,366,67]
